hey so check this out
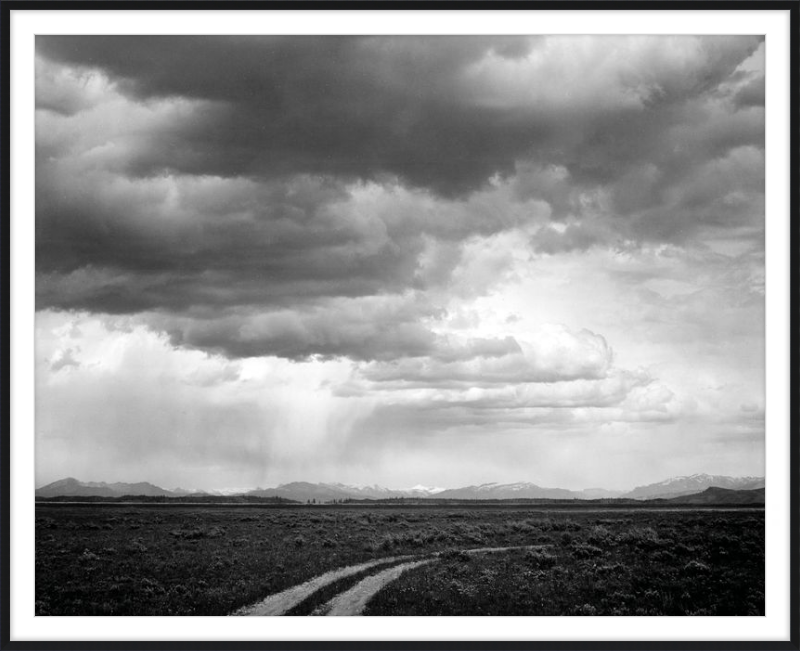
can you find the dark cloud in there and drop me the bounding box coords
[141,302,527,363]
[35,36,765,361]
[35,171,427,309]
[149,297,443,362]
[36,36,543,197]
[36,36,762,199]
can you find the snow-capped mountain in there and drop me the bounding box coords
[622,474,765,500]
[246,482,445,502]
[435,482,580,500]
[326,483,401,498]
[404,484,446,496]
[36,474,766,502]
[203,487,255,496]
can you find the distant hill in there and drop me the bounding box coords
[622,474,765,500]
[36,477,178,498]
[667,487,765,505]
[36,478,119,498]
[247,482,357,503]
[435,482,580,500]
[578,488,625,499]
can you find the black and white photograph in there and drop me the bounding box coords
[30,30,774,621]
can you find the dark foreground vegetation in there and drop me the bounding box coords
[35,505,763,616]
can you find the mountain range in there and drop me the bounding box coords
[35,473,764,502]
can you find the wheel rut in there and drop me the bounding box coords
[314,559,434,616]
[232,544,548,616]
[232,555,407,616]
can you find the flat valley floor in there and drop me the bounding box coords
[35,505,764,616]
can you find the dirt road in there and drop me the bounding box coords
[233,544,549,616]
[232,556,406,616]
[315,559,434,616]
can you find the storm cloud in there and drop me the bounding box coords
[34,36,765,490]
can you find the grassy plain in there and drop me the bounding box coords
[35,504,764,616]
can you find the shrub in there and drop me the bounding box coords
[525,549,557,568]
[125,538,148,554]
[588,525,612,545]
[571,543,604,559]
[683,559,711,575]
[619,526,660,548]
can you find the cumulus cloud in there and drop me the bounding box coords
[148,295,444,361]
[35,36,764,363]
[36,36,761,196]
[36,36,539,196]
[357,325,611,386]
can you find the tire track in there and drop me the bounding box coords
[232,556,408,616]
[233,544,550,616]
[316,559,435,616]
[318,545,549,616]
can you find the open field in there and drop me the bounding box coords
[35,505,764,616]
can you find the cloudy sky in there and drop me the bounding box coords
[34,36,765,491]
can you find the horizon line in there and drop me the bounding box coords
[35,473,767,495]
